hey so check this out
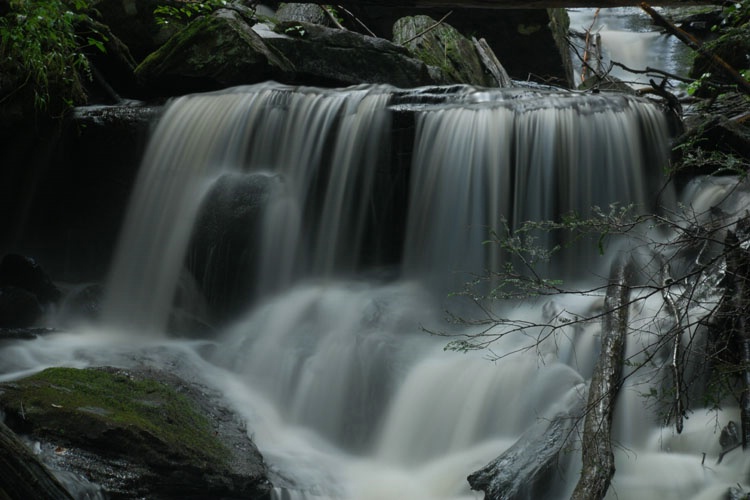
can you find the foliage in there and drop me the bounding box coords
[439,174,750,432]
[322,4,344,25]
[0,0,106,112]
[154,0,230,26]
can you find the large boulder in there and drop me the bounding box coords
[135,9,291,96]
[0,253,60,330]
[0,366,271,499]
[393,15,495,87]
[352,7,574,87]
[266,20,447,87]
[276,2,334,27]
[0,287,42,328]
[189,172,282,322]
[136,8,446,94]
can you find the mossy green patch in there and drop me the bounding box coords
[0,367,228,468]
[393,15,491,87]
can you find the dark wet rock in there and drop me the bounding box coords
[189,172,282,322]
[349,7,573,87]
[0,287,42,328]
[267,20,444,87]
[0,327,55,341]
[0,254,60,305]
[578,75,636,94]
[673,94,750,182]
[168,272,213,337]
[276,2,333,27]
[0,366,271,499]
[393,15,494,87]
[136,5,444,94]
[59,283,104,323]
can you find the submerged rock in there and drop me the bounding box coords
[0,366,271,499]
[189,172,281,322]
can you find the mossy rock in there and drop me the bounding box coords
[135,8,292,96]
[393,15,493,87]
[0,366,271,499]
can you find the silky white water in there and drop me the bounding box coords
[2,83,748,499]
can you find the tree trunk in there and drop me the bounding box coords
[570,259,632,500]
[0,421,74,500]
[468,388,586,499]
[720,218,750,449]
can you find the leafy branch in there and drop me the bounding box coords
[0,0,107,112]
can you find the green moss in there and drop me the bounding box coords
[3,367,228,467]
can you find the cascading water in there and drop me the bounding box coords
[3,81,749,500]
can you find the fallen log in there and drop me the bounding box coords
[640,3,750,95]
[472,37,513,87]
[570,259,632,500]
[468,385,587,499]
[0,421,74,500]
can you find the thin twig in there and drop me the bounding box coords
[336,4,376,37]
[322,5,346,30]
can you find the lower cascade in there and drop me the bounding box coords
[3,82,749,500]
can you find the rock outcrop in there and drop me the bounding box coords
[0,366,271,499]
[393,15,495,87]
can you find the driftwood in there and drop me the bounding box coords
[570,260,632,500]
[335,4,377,37]
[468,387,587,499]
[0,421,74,499]
[640,2,750,95]
[472,37,513,87]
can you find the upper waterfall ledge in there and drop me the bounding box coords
[293,0,720,9]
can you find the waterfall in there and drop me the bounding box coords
[102,83,672,332]
[402,91,671,285]
[9,81,750,500]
